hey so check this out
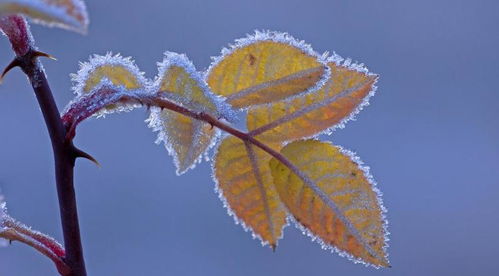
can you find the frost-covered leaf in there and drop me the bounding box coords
[206,30,329,109]
[0,0,89,33]
[248,57,377,143]
[148,52,225,175]
[72,53,147,96]
[269,140,388,267]
[214,136,287,248]
[70,53,148,116]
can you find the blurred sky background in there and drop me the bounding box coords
[0,0,498,275]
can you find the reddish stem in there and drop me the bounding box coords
[3,218,70,275]
[63,91,298,180]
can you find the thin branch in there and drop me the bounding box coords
[62,90,310,189]
[2,218,70,275]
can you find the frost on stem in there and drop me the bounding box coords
[0,14,33,56]
[0,191,70,275]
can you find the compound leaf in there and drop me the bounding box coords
[269,140,388,267]
[206,30,329,109]
[214,136,287,248]
[148,52,223,175]
[247,57,377,143]
[0,0,89,33]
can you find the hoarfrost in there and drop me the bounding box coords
[205,30,331,109]
[249,53,378,143]
[288,142,389,268]
[210,143,290,248]
[71,52,148,96]
[152,51,236,121]
[147,52,234,175]
[318,54,378,137]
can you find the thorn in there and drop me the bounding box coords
[0,58,21,83]
[32,50,57,61]
[73,147,100,167]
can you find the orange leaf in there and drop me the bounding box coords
[269,140,389,267]
[214,136,287,248]
[247,57,377,143]
[206,31,329,109]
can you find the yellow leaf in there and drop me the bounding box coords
[73,53,146,95]
[206,31,329,109]
[0,0,89,33]
[71,53,147,114]
[148,52,221,175]
[214,136,287,248]
[247,58,377,143]
[269,140,388,267]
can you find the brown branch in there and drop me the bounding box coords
[63,91,304,188]
[2,15,87,275]
[17,50,87,276]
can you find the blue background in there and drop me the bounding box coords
[1,0,498,275]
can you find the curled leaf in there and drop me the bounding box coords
[70,53,148,116]
[0,0,89,33]
[214,136,287,248]
[248,56,377,143]
[269,140,388,267]
[206,30,329,109]
[72,53,147,95]
[147,52,227,175]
